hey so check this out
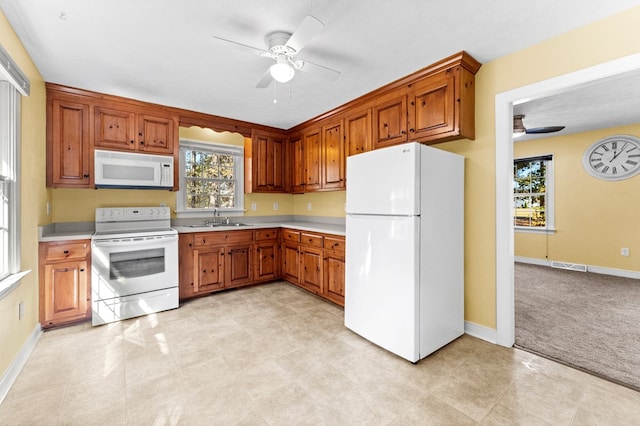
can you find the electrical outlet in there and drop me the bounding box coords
[273,202,278,211]
[621,247,630,257]
[251,203,257,211]
[46,202,51,216]
[307,202,312,211]
[18,301,24,320]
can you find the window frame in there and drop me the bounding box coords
[513,155,555,233]
[175,139,244,218]
[0,80,29,299]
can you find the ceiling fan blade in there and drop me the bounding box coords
[526,126,565,134]
[255,69,273,88]
[296,59,341,81]
[285,15,324,53]
[212,36,267,55]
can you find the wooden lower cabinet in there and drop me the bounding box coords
[39,240,91,328]
[280,229,345,306]
[300,246,323,294]
[179,228,280,299]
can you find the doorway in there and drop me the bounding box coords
[494,52,640,347]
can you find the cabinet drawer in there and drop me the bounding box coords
[282,229,301,243]
[301,232,323,248]
[255,228,279,241]
[193,230,254,247]
[43,241,89,261]
[324,236,345,252]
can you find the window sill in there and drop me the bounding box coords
[0,270,31,301]
[515,227,556,234]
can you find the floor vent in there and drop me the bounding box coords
[550,261,587,272]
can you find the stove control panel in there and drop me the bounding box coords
[95,206,171,223]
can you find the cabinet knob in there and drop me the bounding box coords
[130,140,135,144]
[140,141,145,145]
[409,128,415,133]
[80,268,85,272]
[83,174,90,178]
[63,250,69,254]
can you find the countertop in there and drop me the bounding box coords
[39,219,345,242]
[170,221,345,236]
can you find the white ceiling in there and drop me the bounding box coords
[2,0,640,131]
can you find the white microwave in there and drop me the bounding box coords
[94,149,174,189]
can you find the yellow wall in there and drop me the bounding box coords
[0,12,47,378]
[292,191,346,217]
[438,6,640,328]
[514,123,640,271]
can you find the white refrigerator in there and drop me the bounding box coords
[344,142,464,362]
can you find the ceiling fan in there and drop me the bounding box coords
[513,114,565,137]
[213,15,341,88]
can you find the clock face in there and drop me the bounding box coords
[582,135,640,181]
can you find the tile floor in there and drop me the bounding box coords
[1,281,640,425]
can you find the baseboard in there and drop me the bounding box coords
[515,256,551,266]
[515,256,640,280]
[464,321,497,344]
[0,324,42,404]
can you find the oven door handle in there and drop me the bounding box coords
[92,235,178,248]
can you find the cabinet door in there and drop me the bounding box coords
[323,250,345,306]
[345,108,372,156]
[138,113,175,154]
[49,99,91,187]
[290,135,305,193]
[254,241,279,282]
[300,246,323,294]
[225,244,252,288]
[42,260,89,326]
[193,248,225,293]
[322,120,345,190]
[407,70,455,142]
[282,243,300,284]
[94,106,136,151]
[373,92,408,149]
[251,131,287,193]
[303,129,322,192]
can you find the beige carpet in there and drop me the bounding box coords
[515,262,640,391]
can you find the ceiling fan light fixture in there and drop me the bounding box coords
[270,57,295,83]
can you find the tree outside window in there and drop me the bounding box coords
[514,159,548,228]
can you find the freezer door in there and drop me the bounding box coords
[344,214,420,362]
[346,143,420,215]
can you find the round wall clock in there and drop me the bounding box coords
[582,134,640,181]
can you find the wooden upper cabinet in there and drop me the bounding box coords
[290,134,305,194]
[138,113,175,154]
[321,119,345,190]
[345,108,372,156]
[247,130,287,193]
[95,105,176,155]
[372,91,408,149]
[303,128,322,192]
[407,69,455,142]
[94,106,136,151]
[47,98,92,188]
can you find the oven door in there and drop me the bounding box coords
[91,233,179,301]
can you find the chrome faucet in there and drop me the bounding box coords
[204,208,229,226]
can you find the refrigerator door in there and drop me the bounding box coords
[345,214,420,362]
[346,142,420,216]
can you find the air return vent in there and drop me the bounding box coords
[550,261,587,272]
